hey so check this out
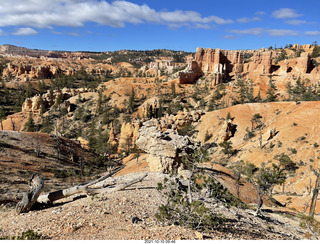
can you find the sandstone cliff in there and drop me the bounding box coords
[180,45,320,87]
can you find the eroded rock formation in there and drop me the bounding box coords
[243,51,273,75]
[136,121,196,173]
[118,120,142,153]
[179,61,202,84]
[180,45,320,86]
[216,119,237,143]
[22,88,92,113]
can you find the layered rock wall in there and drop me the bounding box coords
[243,51,273,75]
[189,45,319,86]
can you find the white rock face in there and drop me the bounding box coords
[136,121,195,173]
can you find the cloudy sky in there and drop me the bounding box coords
[0,0,319,52]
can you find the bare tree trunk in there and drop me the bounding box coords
[187,162,196,204]
[255,187,265,216]
[309,170,320,218]
[37,173,147,204]
[37,166,123,204]
[90,173,148,195]
[10,117,15,131]
[35,131,41,157]
[259,130,262,149]
[16,173,44,214]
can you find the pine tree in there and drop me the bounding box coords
[219,141,234,158]
[128,87,135,114]
[171,82,176,97]
[25,112,36,132]
[226,112,232,120]
[266,78,278,102]
[311,45,320,58]
[250,113,263,131]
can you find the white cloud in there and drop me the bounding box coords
[272,8,303,19]
[13,27,38,35]
[267,29,298,36]
[237,17,261,23]
[209,16,233,25]
[0,0,233,30]
[305,31,320,36]
[228,28,300,37]
[285,19,307,25]
[229,28,264,36]
[255,11,265,16]
[223,35,236,40]
[67,31,81,37]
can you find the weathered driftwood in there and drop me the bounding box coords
[37,166,125,204]
[309,168,320,218]
[37,173,148,204]
[16,173,44,214]
[37,167,148,206]
[17,165,148,213]
[89,173,148,195]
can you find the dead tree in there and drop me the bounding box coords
[16,165,148,214]
[16,173,44,214]
[68,141,75,162]
[37,170,147,204]
[10,117,15,131]
[35,131,41,157]
[54,135,62,161]
[309,168,320,218]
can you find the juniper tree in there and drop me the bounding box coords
[242,159,295,216]
[155,147,239,231]
[250,113,263,131]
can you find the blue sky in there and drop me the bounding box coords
[0,0,319,52]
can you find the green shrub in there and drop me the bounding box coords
[155,176,226,231]
[288,148,297,154]
[177,123,197,137]
[204,130,212,142]
[1,230,43,240]
[53,169,70,178]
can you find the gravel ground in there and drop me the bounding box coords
[0,172,317,240]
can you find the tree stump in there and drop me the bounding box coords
[16,173,44,214]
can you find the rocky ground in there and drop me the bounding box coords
[0,172,317,240]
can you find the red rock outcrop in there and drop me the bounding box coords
[178,61,202,84]
[181,47,244,85]
[22,88,93,113]
[243,51,273,75]
[118,120,142,153]
[277,53,311,75]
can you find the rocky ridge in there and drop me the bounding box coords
[179,45,320,87]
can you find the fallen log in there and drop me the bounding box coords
[37,173,148,204]
[37,166,124,204]
[16,173,44,214]
[16,165,148,213]
[89,173,148,195]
